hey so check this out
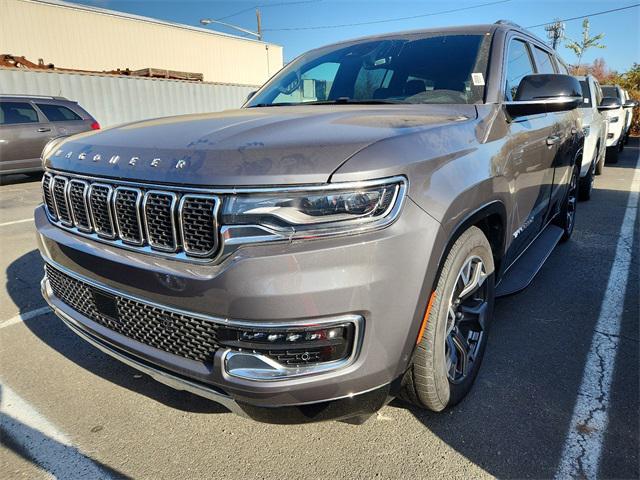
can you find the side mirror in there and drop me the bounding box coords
[245,90,257,104]
[504,74,582,117]
[598,97,622,111]
[623,99,637,109]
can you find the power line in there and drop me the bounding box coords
[263,0,512,31]
[527,3,640,28]
[216,0,322,21]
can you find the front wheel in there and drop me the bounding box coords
[555,164,579,242]
[401,226,495,411]
[606,145,619,164]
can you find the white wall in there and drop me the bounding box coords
[1,0,283,86]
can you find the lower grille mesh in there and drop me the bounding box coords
[46,264,219,363]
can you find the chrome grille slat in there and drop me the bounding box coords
[42,173,57,221]
[114,187,143,245]
[143,191,178,252]
[88,183,116,238]
[52,176,72,226]
[179,195,220,257]
[41,172,221,261]
[68,179,92,232]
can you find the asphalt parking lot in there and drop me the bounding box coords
[1,140,638,480]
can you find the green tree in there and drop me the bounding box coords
[565,19,606,69]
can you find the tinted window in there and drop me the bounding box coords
[36,103,82,122]
[505,40,535,101]
[579,80,592,107]
[601,86,620,99]
[532,47,556,74]
[0,102,39,125]
[248,34,490,106]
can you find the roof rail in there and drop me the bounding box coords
[0,94,68,100]
[494,19,525,29]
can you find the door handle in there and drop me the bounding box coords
[37,127,51,132]
[546,134,560,146]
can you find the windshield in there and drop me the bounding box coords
[601,86,620,99]
[579,80,592,107]
[247,33,490,107]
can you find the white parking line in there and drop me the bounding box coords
[1,382,114,479]
[0,307,51,330]
[555,154,640,480]
[0,218,33,227]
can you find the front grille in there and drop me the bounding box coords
[42,173,57,220]
[89,184,115,238]
[114,187,143,244]
[144,192,177,251]
[45,264,219,363]
[180,195,219,256]
[43,173,221,261]
[52,176,72,225]
[68,180,91,232]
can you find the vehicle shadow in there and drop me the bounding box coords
[5,250,228,415]
[386,144,639,478]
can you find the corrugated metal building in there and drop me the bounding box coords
[1,0,283,86]
[0,68,257,127]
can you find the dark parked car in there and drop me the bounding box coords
[37,21,584,423]
[0,95,99,175]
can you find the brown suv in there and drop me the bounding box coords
[0,95,99,175]
[37,22,585,423]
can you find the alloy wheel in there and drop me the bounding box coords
[566,167,578,232]
[444,256,489,384]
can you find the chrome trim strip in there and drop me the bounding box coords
[88,183,116,239]
[142,190,179,252]
[52,176,72,226]
[68,179,92,233]
[113,186,144,246]
[41,172,57,220]
[178,194,221,258]
[45,168,407,195]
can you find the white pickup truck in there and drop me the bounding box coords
[576,75,608,200]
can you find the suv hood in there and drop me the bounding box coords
[46,105,476,186]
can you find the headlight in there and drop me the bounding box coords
[221,176,407,240]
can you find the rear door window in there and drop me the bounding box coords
[36,103,82,122]
[0,102,40,125]
[505,39,536,101]
[532,47,556,74]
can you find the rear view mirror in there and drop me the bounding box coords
[504,74,582,118]
[598,97,622,111]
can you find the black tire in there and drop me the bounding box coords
[619,139,624,152]
[579,160,595,201]
[401,226,495,411]
[555,164,579,242]
[606,145,619,164]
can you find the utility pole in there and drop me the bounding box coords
[545,19,565,50]
[256,9,262,41]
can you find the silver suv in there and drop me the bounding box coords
[0,95,99,175]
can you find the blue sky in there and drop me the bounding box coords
[75,0,640,72]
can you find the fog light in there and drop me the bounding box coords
[218,322,357,367]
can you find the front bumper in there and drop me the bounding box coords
[36,198,441,420]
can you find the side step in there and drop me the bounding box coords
[495,224,564,298]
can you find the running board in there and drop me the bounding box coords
[495,225,564,298]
